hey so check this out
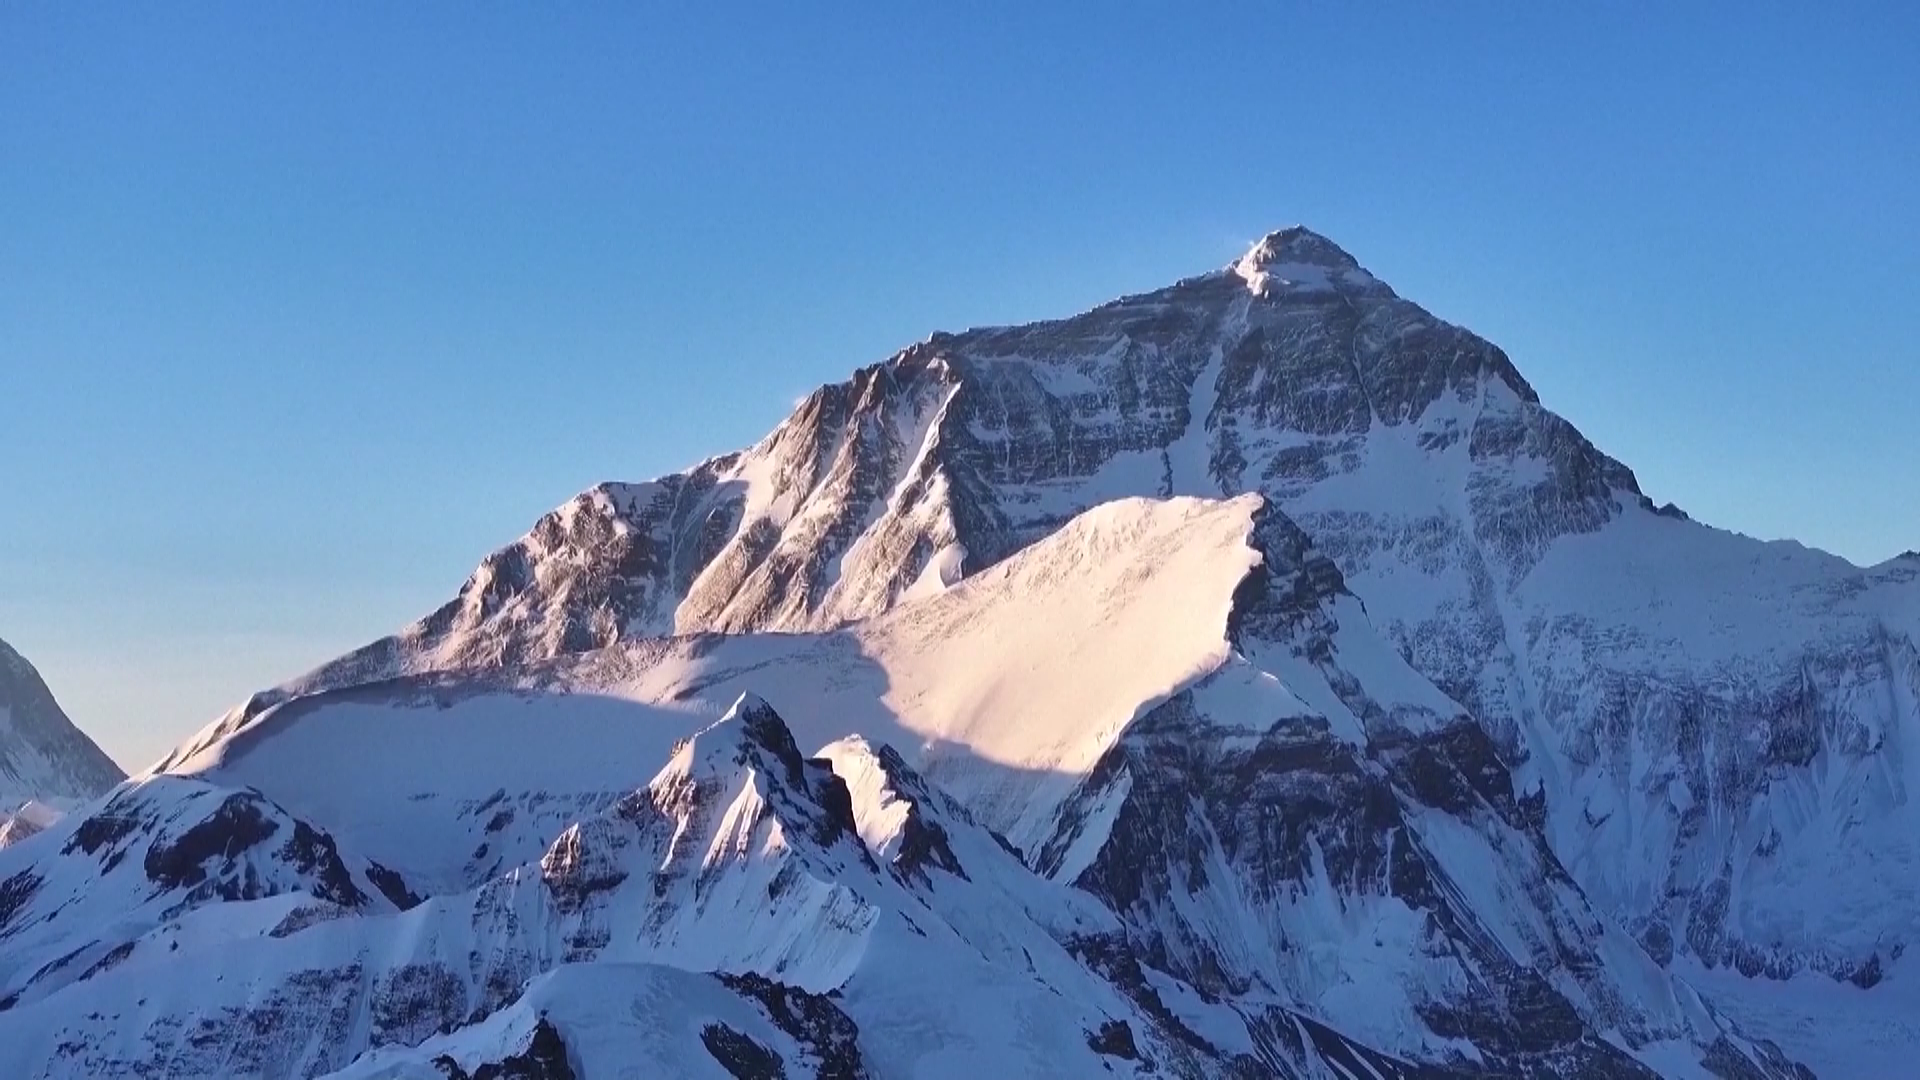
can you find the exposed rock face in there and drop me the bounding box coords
[0,637,123,810]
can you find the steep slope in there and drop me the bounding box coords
[153,497,1804,1077]
[606,498,1804,1077]
[240,227,1920,996]
[0,637,123,811]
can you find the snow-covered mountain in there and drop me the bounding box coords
[0,637,124,839]
[228,227,1919,991]
[7,227,1906,1075]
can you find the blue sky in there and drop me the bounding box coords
[3,5,1916,769]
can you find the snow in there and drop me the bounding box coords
[0,774,408,1018]
[1519,504,1897,669]
[606,494,1272,855]
[1237,258,1337,295]
[900,540,968,602]
[0,797,63,847]
[327,962,829,1080]
[1683,958,1920,1079]
[816,735,915,859]
[855,494,1265,837]
[6,798,61,830]
[1230,230,1381,298]
[2,688,1215,1078]
[163,684,718,893]
[1040,764,1130,882]
[1237,592,1462,746]
[1164,339,1229,493]
[1617,1038,1720,1080]
[116,479,1818,1072]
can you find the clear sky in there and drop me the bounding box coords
[3,5,1916,771]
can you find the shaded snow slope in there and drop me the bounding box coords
[0,637,123,810]
[0,800,61,849]
[325,964,856,1080]
[157,683,719,895]
[1678,953,1920,1080]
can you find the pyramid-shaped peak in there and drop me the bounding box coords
[1238,226,1360,272]
[725,691,777,725]
[674,691,809,788]
[1231,227,1383,298]
[721,691,794,748]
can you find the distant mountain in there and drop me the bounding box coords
[12,227,1910,1075]
[0,636,123,826]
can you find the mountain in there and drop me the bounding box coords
[0,637,124,832]
[211,227,1919,993]
[9,227,1908,1076]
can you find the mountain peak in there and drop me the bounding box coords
[651,692,809,796]
[1231,226,1379,297]
[1239,226,1359,271]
